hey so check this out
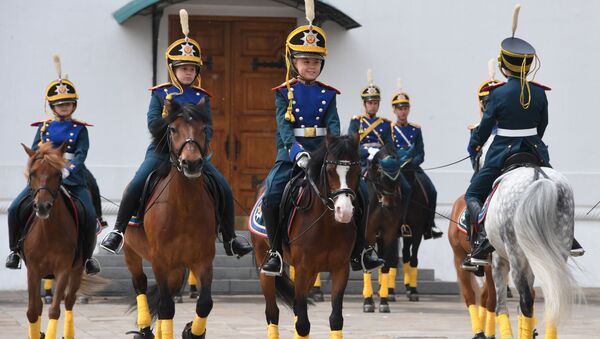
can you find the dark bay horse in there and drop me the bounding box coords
[252,133,361,338]
[362,144,403,313]
[448,195,496,339]
[123,102,217,339]
[21,142,86,339]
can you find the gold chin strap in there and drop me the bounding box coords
[519,57,532,109]
[284,46,296,123]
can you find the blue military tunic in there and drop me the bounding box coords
[392,122,424,166]
[348,115,392,163]
[466,77,551,203]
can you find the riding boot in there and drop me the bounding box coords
[219,196,252,258]
[423,211,443,240]
[260,204,283,276]
[466,200,494,266]
[100,188,139,254]
[350,202,384,272]
[571,238,585,257]
[5,203,24,269]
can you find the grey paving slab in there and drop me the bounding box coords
[0,289,598,338]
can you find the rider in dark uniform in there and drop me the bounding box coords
[5,54,101,274]
[100,10,252,257]
[391,90,444,239]
[260,15,383,276]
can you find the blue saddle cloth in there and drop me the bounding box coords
[248,192,267,238]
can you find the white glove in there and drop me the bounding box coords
[295,152,310,169]
[62,168,70,179]
[367,147,380,160]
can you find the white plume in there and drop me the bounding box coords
[52,53,62,80]
[512,4,521,37]
[367,69,373,85]
[488,58,496,80]
[180,9,190,37]
[396,78,403,91]
[305,0,315,26]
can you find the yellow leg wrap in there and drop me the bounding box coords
[478,306,487,327]
[314,273,321,288]
[518,315,534,339]
[362,272,373,299]
[388,267,397,289]
[161,319,173,339]
[156,319,162,339]
[485,310,496,337]
[468,304,483,334]
[409,266,418,288]
[64,310,75,339]
[377,268,382,285]
[267,324,279,339]
[545,322,557,339]
[28,316,41,339]
[191,315,207,336]
[188,272,198,286]
[402,263,410,285]
[330,330,343,338]
[46,318,58,339]
[497,313,513,339]
[44,279,53,291]
[136,294,152,329]
[379,273,389,298]
[290,266,295,282]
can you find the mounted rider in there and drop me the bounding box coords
[100,9,252,257]
[260,8,384,276]
[465,5,583,264]
[5,54,101,274]
[391,83,443,239]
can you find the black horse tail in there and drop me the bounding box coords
[274,270,296,309]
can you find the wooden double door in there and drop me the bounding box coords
[168,16,296,221]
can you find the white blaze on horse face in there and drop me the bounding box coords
[334,164,354,223]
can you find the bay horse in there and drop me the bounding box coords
[448,195,496,339]
[123,102,217,339]
[485,165,579,338]
[21,142,88,339]
[362,144,403,313]
[252,133,361,338]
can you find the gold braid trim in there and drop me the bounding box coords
[284,46,295,123]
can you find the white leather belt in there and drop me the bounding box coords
[293,127,327,137]
[496,128,537,137]
[64,152,74,160]
[362,142,382,148]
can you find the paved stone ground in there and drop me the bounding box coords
[0,289,598,338]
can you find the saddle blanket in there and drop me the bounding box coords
[457,181,501,234]
[247,188,307,239]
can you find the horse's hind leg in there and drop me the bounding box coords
[406,236,421,302]
[329,266,350,338]
[45,270,69,339]
[386,237,399,302]
[493,255,513,339]
[152,265,176,339]
[183,265,213,338]
[63,266,84,339]
[483,266,497,338]
[293,267,314,338]
[508,255,536,339]
[453,244,484,337]
[26,271,43,339]
[43,279,54,304]
[123,243,153,337]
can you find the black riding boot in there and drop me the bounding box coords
[5,203,24,269]
[350,196,384,272]
[100,188,139,254]
[82,217,101,275]
[219,199,252,258]
[571,238,585,257]
[260,205,283,276]
[466,199,494,266]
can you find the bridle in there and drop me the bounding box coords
[167,117,208,173]
[307,153,361,210]
[28,156,62,212]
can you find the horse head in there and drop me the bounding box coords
[163,100,211,178]
[23,142,67,219]
[310,132,361,224]
[368,143,403,207]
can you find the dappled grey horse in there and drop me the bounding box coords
[484,166,578,339]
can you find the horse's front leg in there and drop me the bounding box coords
[26,270,43,339]
[63,266,84,339]
[493,255,513,339]
[183,264,213,339]
[45,271,69,339]
[293,267,313,338]
[123,241,153,338]
[329,265,350,338]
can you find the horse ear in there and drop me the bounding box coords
[197,97,206,110]
[21,143,35,157]
[351,130,360,145]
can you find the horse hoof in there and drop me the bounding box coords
[409,295,419,302]
[174,295,183,303]
[363,297,375,313]
[43,296,53,304]
[387,291,396,302]
[472,332,486,339]
[486,336,496,339]
[78,296,89,304]
[190,292,198,299]
[182,321,206,339]
[126,326,154,339]
[309,287,324,302]
[40,332,45,339]
[378,304,390,313]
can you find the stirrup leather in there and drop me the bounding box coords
[260,250,283,277]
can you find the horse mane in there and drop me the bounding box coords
[308,134,359,182]
[27,142,67,174]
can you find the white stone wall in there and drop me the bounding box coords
[0,0,598,289]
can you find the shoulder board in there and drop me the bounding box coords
[148,82,172,91]
[408,122,421,129]
[30,119,52,127]
[352,114,367,121]
[467,122,480,130]
[71,119,93,127]
[379,117,391,123]
[272,78,298,91]
[191,86,212,97]
[530,81,551,91]
[316,81,341,94]
[481,81,506,92]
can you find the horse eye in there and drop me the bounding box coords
[168,126,177,134]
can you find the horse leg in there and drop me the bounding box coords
[407,237,421,302]
[45,271,68,339]
[401,236,411,294]
[27,271,43,339]
[453,245,483,337]
[484,267,497,339]
[188,271,198,298]
[183,265,213,339]
[309,273,324,302]
[43,279,54,304]
[509,256,536,339]
[293,267,313,338]
[63,267,83,339]
[329,266,349,338]
[254,236,280,338]
[153,267,175,339]
[386,238,399,302]
[493,255,513,339]
[123,242,153,338]
[362,271,375,313]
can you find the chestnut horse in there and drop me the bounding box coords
[21,142,90,339]
[252,133,361,338]
[123,102,216,339]
[448,195,496,339]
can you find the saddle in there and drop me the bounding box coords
[279,170,307,240]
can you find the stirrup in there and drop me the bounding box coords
[260,250,283,277]
[400,224,412,237]
[100,230,124,254]
[461,255,479,272]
